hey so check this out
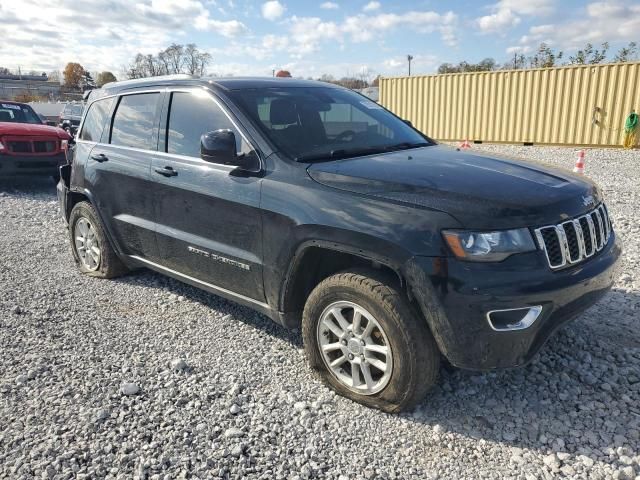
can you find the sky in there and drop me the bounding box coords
[0,0,639,80]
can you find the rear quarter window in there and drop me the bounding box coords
[79,98,114,142]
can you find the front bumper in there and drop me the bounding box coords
[0,153,65,176]
[405,232,622,370]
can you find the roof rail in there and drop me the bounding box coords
[101,74,194,90]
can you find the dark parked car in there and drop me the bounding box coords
[57,76,621,412]
[0,100,71,179]
[58,103,84,135]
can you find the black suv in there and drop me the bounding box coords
[58,103,84,135]
[57,75,621,412]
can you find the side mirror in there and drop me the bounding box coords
[200,129,260,172]
[201,129,236,163]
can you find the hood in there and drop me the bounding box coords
[306,145,601,229]
[0,122,71,139]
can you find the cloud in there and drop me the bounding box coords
[0,0,248,72]
[195,17,248,36]
[0,0,456,80]
[475,0,553,33]
[363,1,381,12]
[476,8,520,33]
[498,0,554,16]
[261,1,285,20]
[285,9,458,56]
[507,1,640,53]
[320,2,339,9]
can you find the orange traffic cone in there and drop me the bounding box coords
[573,150,585,174]
[459,139,471,149]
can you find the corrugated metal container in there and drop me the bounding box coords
[379,62,640,147]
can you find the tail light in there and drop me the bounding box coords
[0,140,4,152]
[61,139,68,152]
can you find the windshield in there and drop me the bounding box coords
[229,86,433,161]
[0,103,43,125]
[64,104,84,116]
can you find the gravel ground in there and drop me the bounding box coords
[0,145,639,480]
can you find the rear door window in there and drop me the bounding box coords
[110,93,161,151]
[79,98,114,142]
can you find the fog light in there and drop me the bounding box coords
[486,306,542,331]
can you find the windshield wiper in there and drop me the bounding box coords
[295,141,432,162]
[296,146,388,162]
[382,141,431,152]
[296,142,432,162]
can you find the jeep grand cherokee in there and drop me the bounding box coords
[57,76,621,412]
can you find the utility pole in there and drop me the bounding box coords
[514,52,517,70]
[407,55,414,76]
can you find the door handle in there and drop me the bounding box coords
[90,153,108,162]
[154,166,178,177]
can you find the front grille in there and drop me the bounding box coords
[34,141,56,153]
[534,203,612,270]
[2,137,59,155]
[8,141,31,153]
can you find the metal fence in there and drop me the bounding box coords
[379,62,640,147]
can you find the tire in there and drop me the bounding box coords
[68,201,128,278]
[302,269,440,413]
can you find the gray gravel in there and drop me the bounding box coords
[1,145,639,479]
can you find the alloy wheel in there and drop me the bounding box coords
[317,301,393,395]
[74,217,101,271]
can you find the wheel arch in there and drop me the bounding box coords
[65,189,90,221]
[66,188,127,260]
[278,241,409,328]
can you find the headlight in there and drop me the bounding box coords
[442,228,536,262]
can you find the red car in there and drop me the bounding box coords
[0,100,72,180]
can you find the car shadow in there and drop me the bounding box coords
[111,269,303,348]
[115,267,639,466]
[0,177,57,195]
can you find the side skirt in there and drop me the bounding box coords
[127,255,284,325]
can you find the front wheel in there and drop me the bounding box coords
[302,269,440,412]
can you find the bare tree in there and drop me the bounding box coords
[437,58,499,74]
[48,70,61,83]
[157,50,171,76]
[126,43,211,79]
[318,73,336,83]
[355,67,373,87]
[614,42,638,62]
[164,44,185,74]
[528,43,563,68]
[568,42,609,65]
[184,44,212,76]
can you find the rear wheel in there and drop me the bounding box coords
[302,269,440,412]
[68,201,128,278]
